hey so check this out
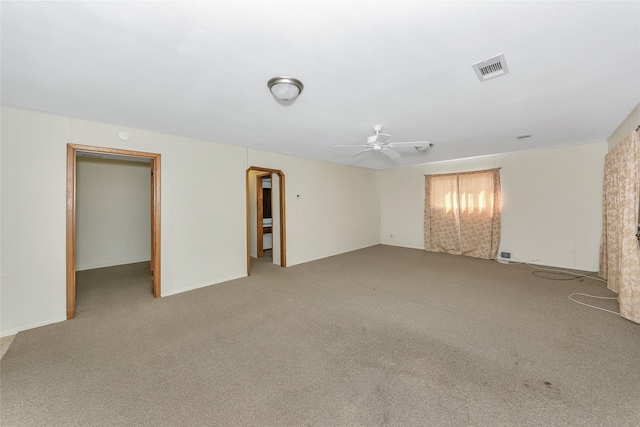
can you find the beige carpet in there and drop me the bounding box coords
[1,245,639,426]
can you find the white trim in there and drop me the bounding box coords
[160,274,248,298]
[75,258,151,272]
[286,243,380,267]
[1,316,66,338]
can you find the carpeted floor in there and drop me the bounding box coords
[1,245,639,426]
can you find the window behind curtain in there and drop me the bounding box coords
[424,168,501,259]
[599,129,640,323]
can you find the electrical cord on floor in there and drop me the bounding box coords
[495,255,619,316]
[532,270,581,281]
[567,293,618,315]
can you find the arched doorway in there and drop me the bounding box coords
[246,166,286,275]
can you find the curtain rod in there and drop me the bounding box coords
[423,167,501,177]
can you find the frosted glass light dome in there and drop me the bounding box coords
[267,76,304,103]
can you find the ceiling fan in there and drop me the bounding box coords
[333,125,433,159]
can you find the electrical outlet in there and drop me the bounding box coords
[500,251,511,259]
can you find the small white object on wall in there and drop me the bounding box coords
[118,130,131,141]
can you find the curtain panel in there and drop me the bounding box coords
[599,130,640,324]
[424,168,501,259]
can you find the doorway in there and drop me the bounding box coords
[66,144,161,320]
[256,173,272,260]
[246,166,286,275]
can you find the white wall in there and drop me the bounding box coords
[76,157,151,270]
[247,149,380,266]
[1,106,381,336]
[379,142,607,271]
[2,107,70,333]
[3,103,609,336]
[271,174,281,266]
[248,170,259,258]
[1,107,247,335]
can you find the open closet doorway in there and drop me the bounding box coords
[256,172,272,260]
[246,166,286,275]
[66,144,161,320]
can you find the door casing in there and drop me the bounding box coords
[66,144,161,319]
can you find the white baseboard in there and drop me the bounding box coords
[1,316,66,338]
[161,273,248,298]
[75,257,151,271]
[381,242,425,250]
[286,242,381,267]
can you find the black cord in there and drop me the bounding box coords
[531,270,584,281]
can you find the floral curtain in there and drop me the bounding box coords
[424,168,501,259]
[600,129,640,324]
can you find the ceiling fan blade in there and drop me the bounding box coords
[387,140,430,148]
[334,126,429,161]
[349,148,374,158]
[381,148,401,159]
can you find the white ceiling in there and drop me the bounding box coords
[2,1,639,169]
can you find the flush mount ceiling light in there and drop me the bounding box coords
[267,76,304,105]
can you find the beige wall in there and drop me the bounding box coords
[608,103,640,151]
[3,101,626,336]
[1,106,380,336]
[248,148,381,267]
[271,174,281,266]
[76,157,151,270]
[248,170,259,258]
[379,142,607,271]
[2,108,70,334]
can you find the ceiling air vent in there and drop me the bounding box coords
[472,53,509,82]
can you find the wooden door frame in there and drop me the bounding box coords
[246,167,286,275]
[66,144,161,319]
